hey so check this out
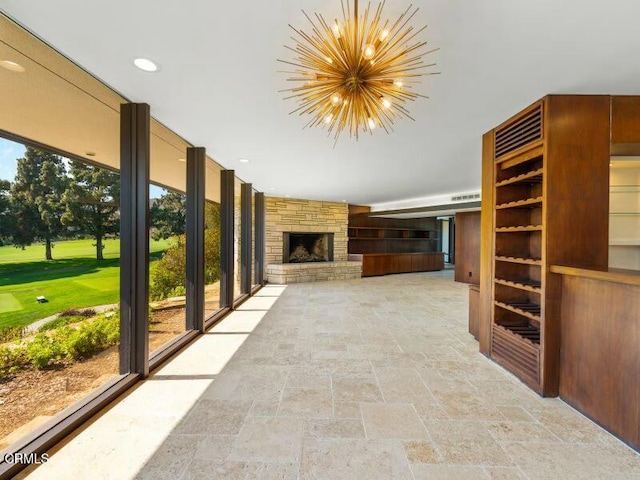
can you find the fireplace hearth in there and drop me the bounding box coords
[283,232,334,263]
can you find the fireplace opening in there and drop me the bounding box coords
[283,232,334,263]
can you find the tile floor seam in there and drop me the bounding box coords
[368,359,388,404]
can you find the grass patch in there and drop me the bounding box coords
[0,293,22,313]
[0,238,171,329]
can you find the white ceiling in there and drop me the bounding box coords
[1,0,640,207]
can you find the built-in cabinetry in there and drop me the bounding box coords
[348,205,443,276]
[348,226,438,254]
[480,96,610,396]
[454,211,480,284]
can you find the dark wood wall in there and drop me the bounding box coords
[454,211,480,284]
[556,270,640,451]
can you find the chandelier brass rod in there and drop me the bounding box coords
[377,4,414,50]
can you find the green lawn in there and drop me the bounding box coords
[0,238,171,329]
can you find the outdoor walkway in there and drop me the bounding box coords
[20,272,640,479]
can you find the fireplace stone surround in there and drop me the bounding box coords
[265,197,361,284]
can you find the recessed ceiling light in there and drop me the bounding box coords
[285,194,290,198]
[0,60,25,73]
[178,158,186,162]
[269,187,276,191]
[342,200,347,203]
[239,158,250,164]
[133,58,159,72]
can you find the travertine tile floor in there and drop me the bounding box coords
[22,272,640,479]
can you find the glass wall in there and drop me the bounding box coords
[233,176,243,300]
[252,188,259,287]
[0,13,264,466]
[204,158,223,318]
[0,139,121,451]
[0,14,126,452]
[148,131,188,355]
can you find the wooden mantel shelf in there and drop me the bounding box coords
[550,265,640,287]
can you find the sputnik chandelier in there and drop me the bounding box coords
[278,0,439,140]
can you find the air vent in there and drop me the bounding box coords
[495,103,543,159]
[451,193,481,202]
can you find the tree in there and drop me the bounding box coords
[0,180,13,243]
[149,202,221,300]
[149,190,186,240]
[204,202,221,285]
[62,161,120,260]
[11,147,69,260]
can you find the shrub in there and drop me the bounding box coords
[26,331,66,369]
[40,315,86,332]
[7,311,120,372]
[60,308,96,318]
[150,235,186,300]
[0,326,25,343]
[62,316,119,360]
[0,343,29,377]
[150,202,221,301]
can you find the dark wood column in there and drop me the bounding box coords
[241,183,252,294]
[254,192,265,285]
[119,103,150,377]
[186,147,206,333]
[220,170,235,308]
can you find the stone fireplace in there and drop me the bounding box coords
[283,233,334,263]
[265,197,361,284]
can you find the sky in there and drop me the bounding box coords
[0,137,25,182]
[0,137,165,197]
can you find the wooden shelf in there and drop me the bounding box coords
[495,300,542,322]
[496,197,543,210]
[495,225,543,232]
[495,255,542,266]
[386,238,437,241]
[495,277,542,293]
[496,168,544,188]
[494,323,541,346]
[349,226,437,232]
[496,141,544,169]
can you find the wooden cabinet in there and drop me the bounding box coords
[481,95,611,396]
[468,284,480,340]
[551,266,640,451]
[361,253,444,277]
[348,209,443,277]
[348,226,438,255]
[454,211,480,284]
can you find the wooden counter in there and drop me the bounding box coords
[552,265,640,451]
[358,252,444,277]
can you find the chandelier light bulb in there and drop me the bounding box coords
[324,113,333,124]
[331,94,343,106]
[325,56,333,64]
[379,29,390,42]
[368,118,376,130]
[363,44,376,60]
[381,97,392,110]
[394,79,404,88]
[332,22,342,38]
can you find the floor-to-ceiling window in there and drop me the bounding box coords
[0,139,122,451]
[204,158,223,318]
[251,187,259,288]
[147,132,194,354]
[0,13,265,475]
[233,176,243,300]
